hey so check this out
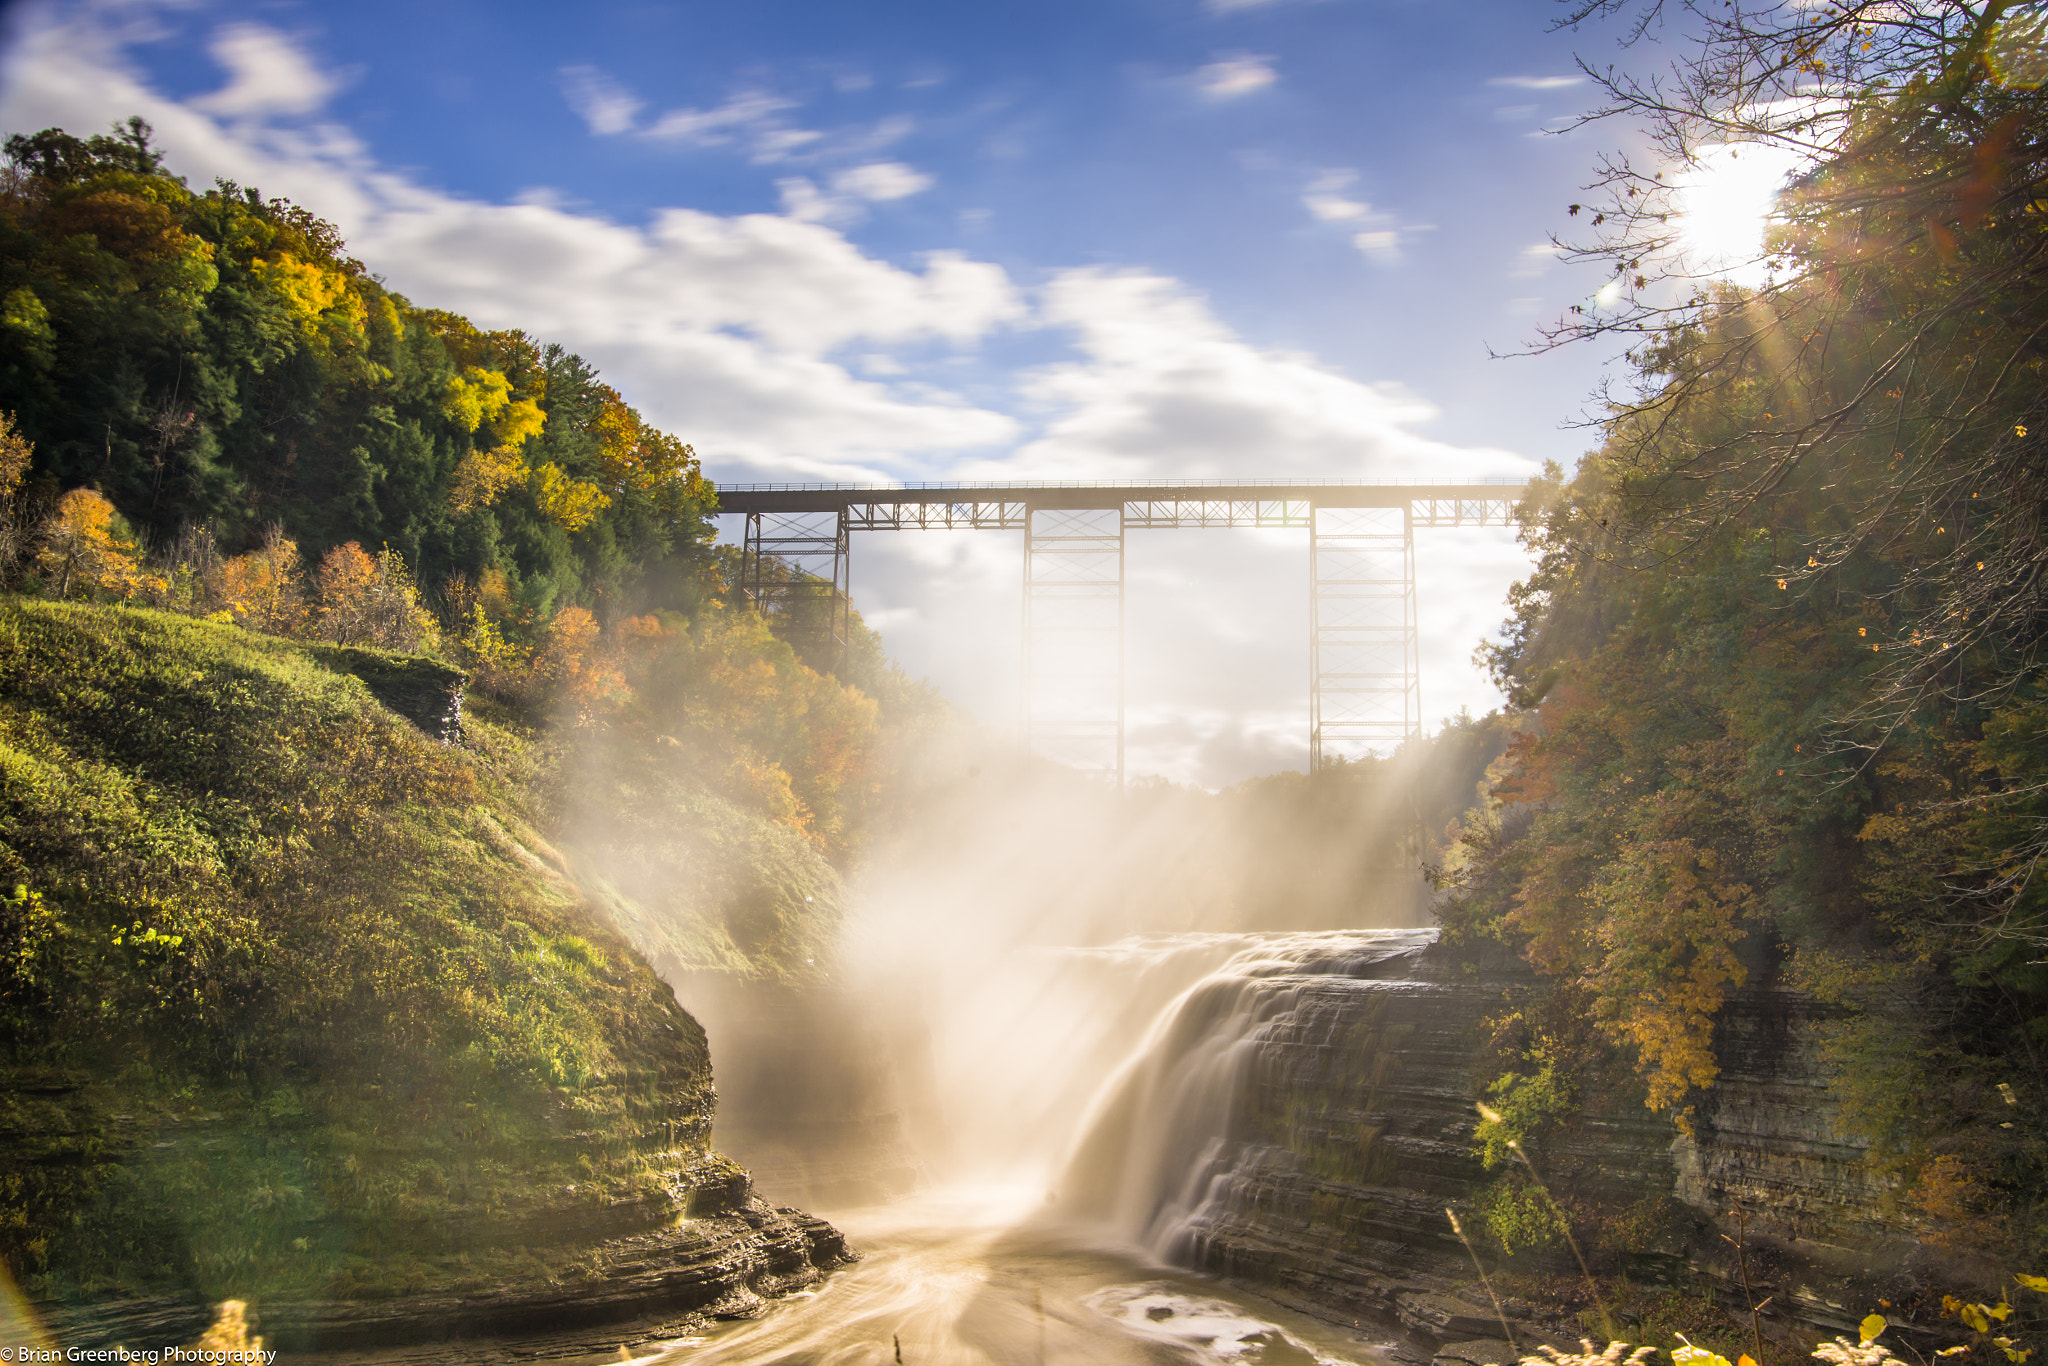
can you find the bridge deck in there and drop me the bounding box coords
[715,477,1529,513]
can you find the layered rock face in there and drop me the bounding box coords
[1153,938,1923,1347]
[39,1162,853,1358]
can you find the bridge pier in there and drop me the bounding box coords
[739,507,851,672]
[1022,505,1125,785]
[1309,505,1419,769]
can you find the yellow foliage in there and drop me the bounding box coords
[530,461,612,531]
[0,411,34,498]
[1587,836,1752,1111]
[725,754,812,831]
[449,444,529,513]
[193,1300,262,1358]
[253,255,363,345]
[486,395,546,449]
[591,385,699,489]
[440,366,514,434]
[219,528,306,634]
[36,488,166,602]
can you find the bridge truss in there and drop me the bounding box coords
[728,479,1527,784]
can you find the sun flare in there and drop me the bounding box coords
[1673,141,1809,283]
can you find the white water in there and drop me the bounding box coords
[651,929,1428,1364]
[1056,930,1432,1260]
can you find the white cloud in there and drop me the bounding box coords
[1488,75,1585,90]
[993,269,1532,483]
[1194,54,1277,100]
[778,160,935,225]
[1352,229,1399,262]
[559,64,642,136]
[1303,192,1370,222]
[832,161,932,202]
[192,23,341,120]
[1510,240,1561,278]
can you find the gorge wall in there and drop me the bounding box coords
[1081,935,1936,1354]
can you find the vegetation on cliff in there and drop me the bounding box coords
[0,599,720,1305]
[1435,0,2048,1278]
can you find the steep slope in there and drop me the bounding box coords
[0,599,847,1351]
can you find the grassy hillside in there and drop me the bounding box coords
[0,598,724,1307]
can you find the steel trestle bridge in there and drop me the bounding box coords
[721,478,1530,784]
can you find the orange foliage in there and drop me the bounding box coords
[533,605,629,721]
[36,488,164,601]
[312,542,436,652]
[218,527,305,634]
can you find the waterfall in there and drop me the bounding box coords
[1054,929,1434,1261]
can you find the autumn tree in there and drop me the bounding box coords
[312,542,436,653]
[0,410,34,575]
[36,488,163,601]
[220,526,307,634]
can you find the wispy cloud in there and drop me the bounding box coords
[1509,241,1561,278]
[1303,194,1368,221]
[1302,172,1369,222]
[1300,171,1406,262]
[642,91,797,146]
[1352,229,1399,263]
[558,66,843,164]
[779,161,934,225]
[1488,75,1584,90]
[1194,54,1277,100]
[560,65,642,136]
[193,23,342,120]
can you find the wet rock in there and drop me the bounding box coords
[1168,938,1950,1343]
[1398,1293,1512,1341]
[1435,1338,1522,1366]
[40,1182,856,1361]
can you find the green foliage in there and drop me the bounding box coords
[0,599,714,1303]
[1477,1053,1577,1170]
[1481,1174,1571,1255]
[0,118,717,625]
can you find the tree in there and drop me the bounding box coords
[312,542,436,652]
[1540,1,2048,723]
[36,488,163,601]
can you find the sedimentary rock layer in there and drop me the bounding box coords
[1169,940,1927,1346]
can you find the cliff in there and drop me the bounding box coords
[0,601,851,1353]
[1141,936,1943,1355]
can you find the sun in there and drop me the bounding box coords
[1672,142,1809,284]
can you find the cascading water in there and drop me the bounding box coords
[652,929,1427,1364]
[1054,930,1434,1261]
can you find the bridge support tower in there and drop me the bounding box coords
[739,508,851,673]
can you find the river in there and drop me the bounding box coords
[658,931,1435,1366]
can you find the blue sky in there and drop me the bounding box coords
[0,0,1670,785]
